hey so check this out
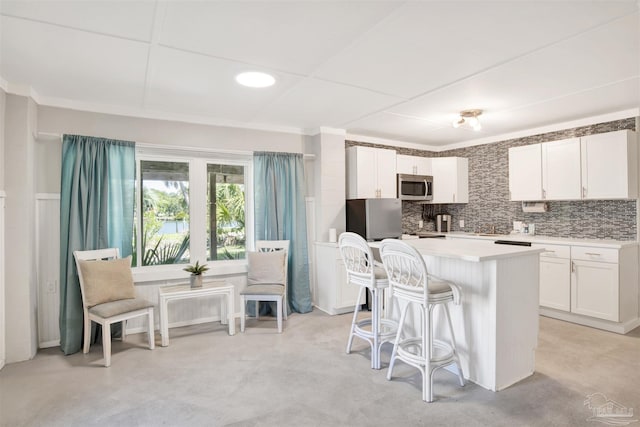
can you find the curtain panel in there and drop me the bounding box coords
[59,135,135,355]
[254,152,312,314]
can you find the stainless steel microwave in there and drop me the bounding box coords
[397,174,433,201]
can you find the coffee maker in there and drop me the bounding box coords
[436,214,451,233]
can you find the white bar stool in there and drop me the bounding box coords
[338,232,398,370]
[379,239,465,402]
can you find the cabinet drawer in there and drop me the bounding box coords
[532,243,570,259]
[571,246,618,263]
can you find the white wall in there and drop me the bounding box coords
[4,94,38,363]
[0,89,6,368]
[311,129,346,243]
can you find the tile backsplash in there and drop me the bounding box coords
[348,117,638,241]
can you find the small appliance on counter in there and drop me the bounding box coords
[346,198,402,241]
[436,214,451,233]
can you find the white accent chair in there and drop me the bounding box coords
[379,239,465,402]
[73,248,155,367]
[240,240,289,333]
[339,232,398,370]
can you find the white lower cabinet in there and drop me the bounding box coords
[528,241,637,333]
[571,259,619,322]
[314,243,360,315]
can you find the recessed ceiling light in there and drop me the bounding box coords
[235,71,275,88]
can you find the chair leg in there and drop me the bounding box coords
[240,296,246,332]
[424,306,433,402]
[346,286,365,354]
[255,301,260,320]
[276,297,283,333]
[83,315,91,354]
[371,288,380,370]
[122,320,127,342]
[103,322,111,367]
[387,301,409,381]
[147,308,155,350]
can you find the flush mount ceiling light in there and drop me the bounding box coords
[452,109,483,131]
[235,71,275,88]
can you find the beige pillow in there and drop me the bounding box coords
[78,256,136,307]
[247,251,286,285]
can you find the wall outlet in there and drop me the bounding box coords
[47,281,56,293]
[418,220,424,229]
[459,219,465,228]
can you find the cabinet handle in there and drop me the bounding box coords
[542,189,546,199]
[585,252,601,256]
[453,193,456,202]
[571,261,575,272]
[582,187,587,198]
[543,250,556,254]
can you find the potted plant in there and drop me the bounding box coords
[183,261,209,288]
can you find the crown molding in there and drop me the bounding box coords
[345,133,439,152]
[306,127,346,136]
[439,108,640,152]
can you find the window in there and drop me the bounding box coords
[138,160,190,266]
[134,152,251,270]
[207,163,246,261]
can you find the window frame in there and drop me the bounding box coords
[132,148,253,282]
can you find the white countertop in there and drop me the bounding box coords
[371,237,543,262]
[443,231,638,248]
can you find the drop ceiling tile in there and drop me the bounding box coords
[345,111,442,142]
[145,47,303,122]
[0,0,155,41]
[0,16,148,106]
[388,13,639,126]
[160,2,401,75]
[253,78,402,129]
[314,1,638,98]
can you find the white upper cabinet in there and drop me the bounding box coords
[542,137,582,200]
[396,155,432,176]
[346,146,397,199]
[509,144,543,201]
[509,130,638,201]
[581,130,638,200]
[431,157,468,204]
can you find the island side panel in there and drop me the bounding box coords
[494,253,540,390]
[424,256,498,390]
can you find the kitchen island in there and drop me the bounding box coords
[372,238,544,392]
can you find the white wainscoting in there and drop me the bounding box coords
[0,191,6,369]
[36,194,61,348]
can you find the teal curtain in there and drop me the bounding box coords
[254,152,312,313]
[59,135,135,355]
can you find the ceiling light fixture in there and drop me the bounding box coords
[452,109,483,131]
[235,71,275,88]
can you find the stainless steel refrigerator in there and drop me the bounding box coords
[346,198,402,241]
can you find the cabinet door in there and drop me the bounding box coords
[509,144,542,201]
[347,146,377,199]
[415,157,432,176]
[397,155,417,175]
[431,157,468,203]
[571,260,619,322]
[542,138,581,200]
[539,257,570,311]
[581,130,637,199]
[376,148,397,198]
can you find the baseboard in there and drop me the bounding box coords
[39,339,61,349]
[540,308,640,334]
